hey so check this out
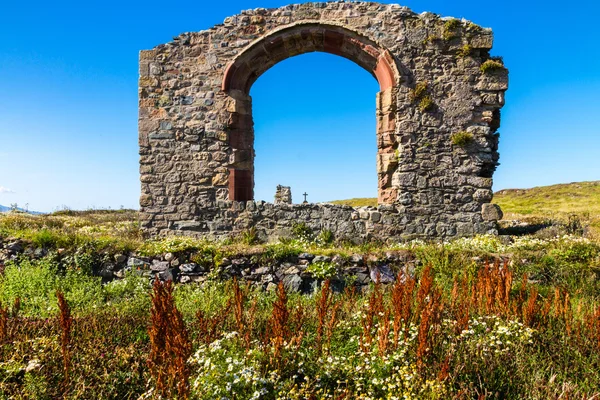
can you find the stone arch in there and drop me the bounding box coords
[138,2,509,241]
[222,22,401,202]
[222,22,398,93]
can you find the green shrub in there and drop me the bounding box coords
[30,229,64,248]
[0,257,103,317]
[103,270,150,312]
[291,222,313,240]
[451,131,475,147]
[316,229,334,247]
[137,236,206,257]
[306,261,337,279]
[457,44,473,57]
[565,214,585,235]
[443,19,461,41]
[480,59,505,74]
[239,227,259,245]
[550,240,599,263]
[262,241,302,262]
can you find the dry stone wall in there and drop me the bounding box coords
[138,1,508,242]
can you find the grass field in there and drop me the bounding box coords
[494,180,600,215]
[1,182,599,399]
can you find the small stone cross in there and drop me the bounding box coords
[302,192,308,203]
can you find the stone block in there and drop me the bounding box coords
[212,173,229,186]
[473,189,493,202]
[470,32,493,49]
[140,194,153,207]
[481,203,503,221]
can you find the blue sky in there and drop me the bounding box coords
[0,0,599,211]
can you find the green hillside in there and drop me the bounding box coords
[493,181,600,216]
[328,197,378,207]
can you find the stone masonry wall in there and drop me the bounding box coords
[138,2,508,242]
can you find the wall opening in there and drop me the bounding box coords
[250,52,379,204]
[223,23,400,204]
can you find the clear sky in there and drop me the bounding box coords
[1,0,599,211]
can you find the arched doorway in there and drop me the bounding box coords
[249,51,379,203]
[222,23,400,204]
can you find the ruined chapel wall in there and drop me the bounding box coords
[138,2,508,241]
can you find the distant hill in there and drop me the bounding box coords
[493,181,600,217]
[330,181,600,218]
[0,204,43,214]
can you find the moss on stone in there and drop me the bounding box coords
[418,96,434,112]
[451,131,475,147]
[443,19,461,41]
[410,82,435,112]
[422,34,438,45]
[480,59,506,74]
[410,81,427,101]
[457,44,473,58]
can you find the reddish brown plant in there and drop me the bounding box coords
[147,279,192,399]
[57,290,73,386]
[360,279,384,353]
[391,271,416,345]
[267,282,291,365]
[0,304,7,344]
[415,266,442,370]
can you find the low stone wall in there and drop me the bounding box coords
[0,235,418,294]
[167,201,502,242]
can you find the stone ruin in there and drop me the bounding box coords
[274,185,293,205]
[138,1,508,242]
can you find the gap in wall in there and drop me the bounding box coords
[251,52,379,204]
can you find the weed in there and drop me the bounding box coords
[57,290,72,386]
[316,229,334,246]
[291,222,313,240]
[451,131,475,147]
[0,304,7,343]
[418,95,434,112]
[423,34,438,45]
[480,59,506,74]
[239,227,259,245]
[306,261,337,279]
[266,282,290,367]
[148,279,192,399]
[410,82,435,112]
[457,44,473,57]
[410,81,429,102]
[443,19,461,41]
